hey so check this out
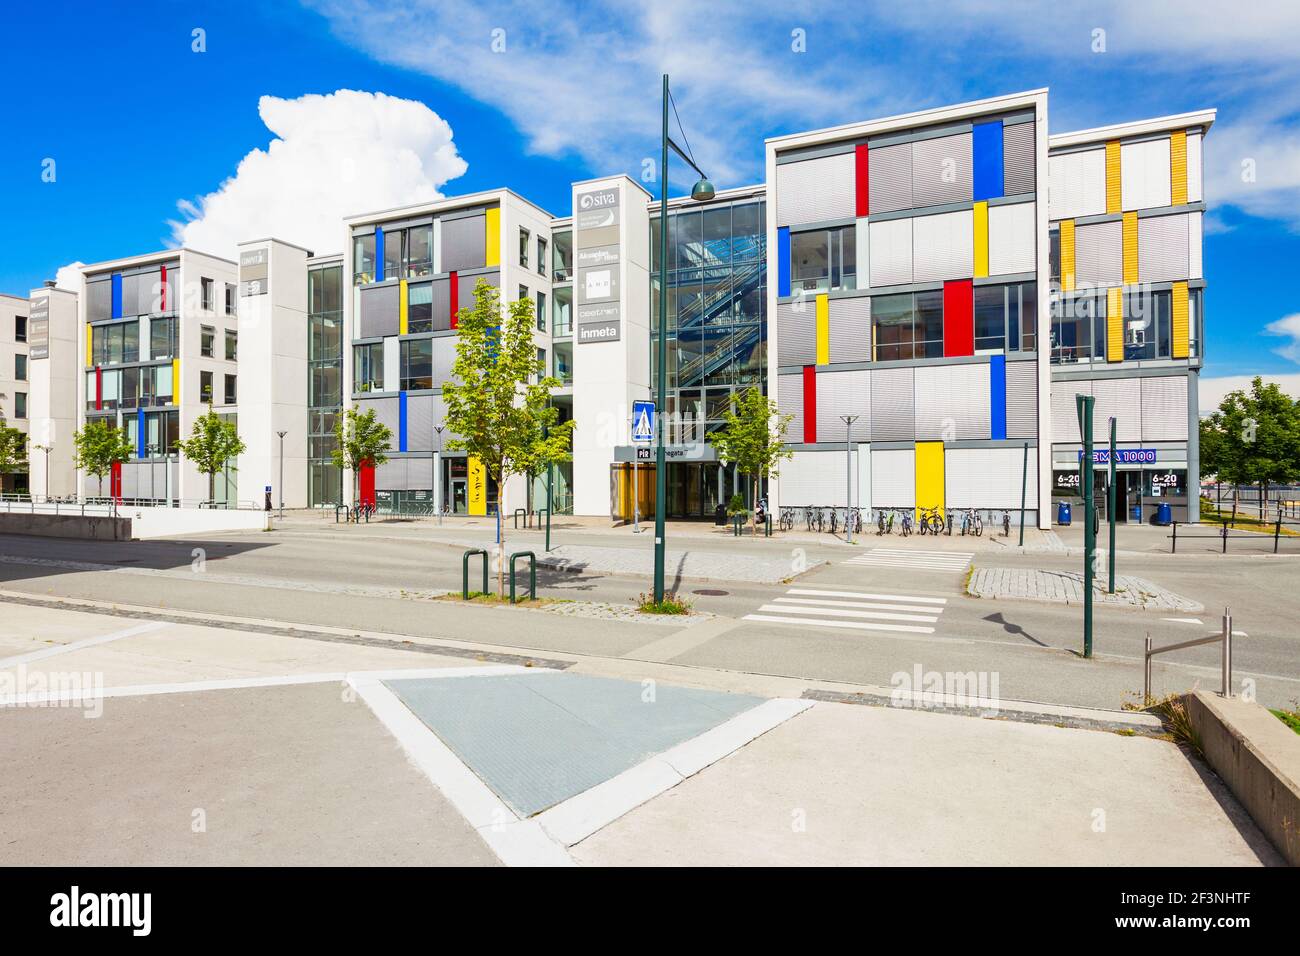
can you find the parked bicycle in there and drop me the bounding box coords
[1002,510,1011,537]
[959,508,983,536]
[917,506,944,536]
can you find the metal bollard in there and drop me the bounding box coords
[1221,607,1233,698]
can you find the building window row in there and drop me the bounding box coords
[85,365,174,410]
[90,317,178,366]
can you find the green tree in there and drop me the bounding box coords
[331,405,394,506]
[0,425,28,484]
[708,386,794,536]
[72,419,134,497]
[1200,377,1300,518]
[442,280,574,595]
[176,405,247,505]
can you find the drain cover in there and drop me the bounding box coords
[692,588,729,596]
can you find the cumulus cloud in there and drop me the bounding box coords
[1199,373,1300,415]
[1264,313,1300,364]
[54,262,85,291]
[168,89,468,259]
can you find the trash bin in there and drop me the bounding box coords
[1131,504,1142,522]
[1155,502,1172,526]
[1056,501,1072,525]
[714,503,727,526]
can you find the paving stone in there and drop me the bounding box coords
[966,568,1203,612]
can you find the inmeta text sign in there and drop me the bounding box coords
[577,321,620,343]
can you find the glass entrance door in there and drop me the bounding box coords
[451,479,468,514]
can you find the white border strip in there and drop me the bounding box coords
[535,698,813,848]
[0,621,168,669]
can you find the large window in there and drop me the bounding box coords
[400,338,433,391]
[974,282,1036,353]
[200,370,213,404]
[353,234,376,285]
[353,343,383,393]
[224,374,238,405]
[1123,289,1172,361]
[404,225,433,278]
[91,321,140,366]
[408,282,433,333]
[552,231,572,282]
[150,317,177,360]
[872,292,942,361]
[225,329,238,362]
[1051,294,1100,364]
[553,286,573,337]
[200,325,215,358]
[790,226,856,293]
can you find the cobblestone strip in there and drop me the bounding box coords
[966,568,1202,611]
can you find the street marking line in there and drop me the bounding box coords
[349,674,574,868]
[846,559,971,570]
[869,549,975,557]
[848,556,972,566]
[1161,617,1204,625]
[787,588,947,604]
[535,698,812,847]
[621,616,744,662]
[742,614,936,635]
[757,603,939,623]
[0,621,168,669]
[773,597,946,614]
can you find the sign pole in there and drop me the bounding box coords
[1077,394,1095,659]
[653,74,669,603]
[1018,441,1028,547]
[1108,416,1117,594]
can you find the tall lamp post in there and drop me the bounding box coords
[653,73,715,603]
[434,424,444,525]
[277,430,287,518]
[33,443,51,501]
[839,415,859,544]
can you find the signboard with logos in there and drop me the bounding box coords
[574,187,620,231]
[239,248,269,297]
[27,296,50,360]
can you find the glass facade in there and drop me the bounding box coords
[308,263,343,506]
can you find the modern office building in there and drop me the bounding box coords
[0,293,32,493]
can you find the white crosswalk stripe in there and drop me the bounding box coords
[843,548,974,572]
[744,587,949,634]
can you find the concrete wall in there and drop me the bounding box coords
[27,287,79,498]
[0,511,131,540]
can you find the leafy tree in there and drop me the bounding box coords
[708,386,794,536]
[0,425,28,481]
[1200,377,1300,518]
[442,280,574,596]
[72,419,134,497]
[176,405,247,505]
[331,405,393,506]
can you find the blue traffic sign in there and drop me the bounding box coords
[632,400,655,444]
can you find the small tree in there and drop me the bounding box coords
[331,405,393,506]
[708,386,794,536]
[0,425,28,488]
[1200,377,1300,518]
[73,419,134,498]
[442,280,574,596]
[176,405,247,505]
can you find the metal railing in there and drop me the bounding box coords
[1170,516,1300,554]
[1144,607,1235,701]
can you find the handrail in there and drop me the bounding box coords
[1144,607,1234,701]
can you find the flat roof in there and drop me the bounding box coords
[1050,109,1217,148]
[80,247,235,274]
[344,187,555,226]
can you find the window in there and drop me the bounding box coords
[383,229,401,280]
[119,366,139,409]
[310,362,341,407]
[224,283,237,316]
[225,329,238,361]
[519,285,529,312]
[536,348,546,383]
[353,343,383,392]
[15,315,26,343]
[537,236,548,276]
[150,317,177,361]
[200,325,215,358]
[309,265,342,314]
[1051,292,1104,364]
[975,282,1037,354]
[872,292,942,361]
[408,282,433,334]
[310,314,342,362]
[1189,288,1203,359]
[554,341,573,384]
[152,364,174,405]
[399,339,433,391]
[790,226,856,293]
[90,321,140,365]
[1123,289,1172,361]
[201,277,214,312]
[353,234,376,285]
[553,286,573,337]
[224,374,237,405]
[200,370,214,404]
[14,392,26,419]
[537,290,547,332]
[15,354,27,381]
[404,225,434,278]
[1049,229,1061,286]
[519,228,530,267]
[552,231,572,282]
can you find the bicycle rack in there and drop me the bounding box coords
[509,551,536,603]
[334,504,348,524]
[462,548,489,599]
[1145,608,1235,701]
[732,515,744,537]
[513,508,529,529]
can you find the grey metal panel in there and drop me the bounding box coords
[829,296,871,364]
[1050,379,1087,444]
[1074,220,1122,288]
[912,209,973,282]
[915,363,990,440]
[1141,376,1189,441]
[777,372,803,443]
[440,214,486,272]
[910,133,972,207]
[1138,213,1189,283]
[120,462,140,499]
[432,337,457,389]
[407,394,434,452]
[120,272,142,317]
[780,450,848,506]
[1003,121,1035,196]
[1090,378,1142,442]
[376,458,408,491]
[777,299,816,368]
[1005,359,1038,439]
[359,396,400,440]
[775,153,856,226]
[86,277,112,322]
[987,201,1035,276]
[868,142,912,214]
[870,448,915,508]
[359,283,400,338]
[430,277,452,331]
[870,366,914,442]
[868,217,913,287]
[815,369,871,443]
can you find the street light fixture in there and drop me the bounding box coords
[653,72,715,603]
[839,416,859,544]
[32,443,52,502]
[434,424,445,525]
[277,430,287,518]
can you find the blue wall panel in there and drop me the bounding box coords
[137,408,146,459]
[111,274,123,319]
[398,389,408,452]
[777,227,791,298]
[989,355,1007,440]
[375,227,386,282]
[972,122,1004,201]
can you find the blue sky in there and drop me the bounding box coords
[3,0,1299,403]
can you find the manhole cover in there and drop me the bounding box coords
[692,588,728,596]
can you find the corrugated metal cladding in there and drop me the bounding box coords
[911,133,973,207]
[943,280,974,357]
[1074,220,1122,287]
[777,299,817,367]
[1105,141,1122,215]
[361,396,400,435]
[1186,132,1203,202]
[359,284,400,338]
[829,296,871,363]
[1120,138,1172,212]
[432,338,457,387]
[406,394,435,452]
[1050,383,1083,444]
[1169,130,1188,206]
[377,458,408,491]
[1141,376,1189,441]
[946,448,1039,509]
[855,219,871,290]
[1090,379,1142,442]
[430,277,453,331]
[1122,212,1140,285]
[1188,212,1203,279]
[1005,360,1038,439]
[871,366,915,442]
[778,373,804,442]
[440,214,487,273]
[915,363,990,440]
[987,201,1035,276]
[780,451,846,506]
[776,152,857,226]
[1003,121,1035,196]
[1138,213,1190,282]
[815,369,872,442]
[868,143,913,214]
[777,227,791,297]
[1172,281,1191,359]
[1047,148,1106,220]
[913,210,974,282]
[871,449,916,508]
[869,217,914,286]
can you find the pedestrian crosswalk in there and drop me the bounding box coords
[843,548,974,572]
[743,587,948,634]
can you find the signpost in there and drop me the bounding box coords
[1108,417,1117,594]
[1076,395,1096,659]
[631,400,654,535]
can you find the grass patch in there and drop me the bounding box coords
[434,591,566,608]
[636,592,692,615]
[1271,705,1300,735]
[1199,504,1299,535]
[1124,692,1202,753]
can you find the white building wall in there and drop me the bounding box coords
[27,287,78,498]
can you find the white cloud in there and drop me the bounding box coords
[54,262,85,291]
[1199,373,1300,415]
[1264,313,1300,364]
[168,89,468,260]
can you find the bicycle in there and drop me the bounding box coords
[917,506,944,536]
[900,511,913,536]
[1002,510,1011,537]
[779,506,795,532]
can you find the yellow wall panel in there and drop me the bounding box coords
[484,207,500,267]
[1060,219,1076,292]
[172,359,181,405]
[1105,140,1122,214]
[1106,287,1123,362]
[468,455,487,516]
[972,201,989,278]
[399,279,409,335]
[815,293,829,365]
[1170,130,1188,206]
[1122,212,1138,285]
[86,324,93,367]
[914,441,945,522]
[1172,281,1190,359]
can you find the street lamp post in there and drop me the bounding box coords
[277,430,287,518]
[653,73,715,603]
[434,424,444,525]
[839,415,859,544]
[33,444,51,501]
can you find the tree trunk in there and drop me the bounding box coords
[209,471,215,506]
[751,473,759,539]
[497,477,507,598]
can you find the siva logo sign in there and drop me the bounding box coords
[578,188,618,210]
[576,188,620,230]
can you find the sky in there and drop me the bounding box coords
[2,0,1299,408]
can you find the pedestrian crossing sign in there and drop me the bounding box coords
[632,400,655,444]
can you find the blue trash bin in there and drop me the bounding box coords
[1155,502,1172,526]
[1131,504,1142,522]
[1057,501,1072,525]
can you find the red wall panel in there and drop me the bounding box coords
[855,144,870,217]
[449,271,459,330]
[359,459,377,508]
[802,365,817,444]
[943,280,973,358]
